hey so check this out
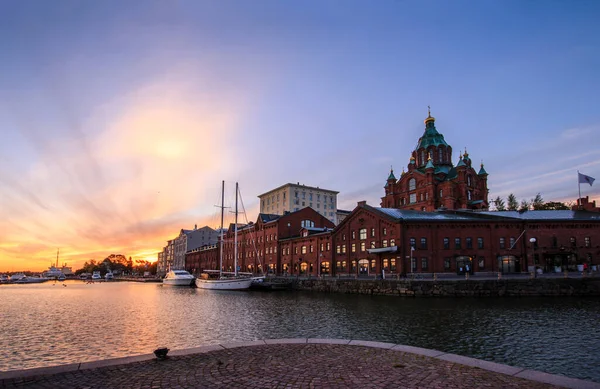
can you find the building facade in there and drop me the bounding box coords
[258,183,339,224]
[183,112,599,277]
[381,111,489,211]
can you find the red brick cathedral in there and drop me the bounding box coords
[381,110,489,211]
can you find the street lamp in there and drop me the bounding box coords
[529,237,536,276]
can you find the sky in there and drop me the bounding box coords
[1,0,599,272]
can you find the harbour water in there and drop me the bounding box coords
[1,280,599,383]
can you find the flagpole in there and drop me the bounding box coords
[578,170,582,210]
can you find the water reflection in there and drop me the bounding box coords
[0,281,598,383]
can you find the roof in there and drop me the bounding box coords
[416,124,449,149]
[258,213,281,223]
[373,207,481,221]
[475,210,600,221]
[258,183,339,198]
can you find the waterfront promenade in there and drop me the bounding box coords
[1,339,598,389]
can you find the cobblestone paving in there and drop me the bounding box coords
[1,344,563,388]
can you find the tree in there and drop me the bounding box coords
[537,201,570,210]
[493,196,506,211]
[519,199,530,212]
[507,193,519,211]
[531,193,544,210]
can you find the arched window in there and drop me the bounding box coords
[420,151,425,166]
[409,178,416,191]
[439,148,443,163]
[467,175,472,186]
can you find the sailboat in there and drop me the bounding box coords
[195,181,259,290]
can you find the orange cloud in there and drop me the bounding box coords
[0,73,258,272]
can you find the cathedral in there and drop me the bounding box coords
[381,110,489,211]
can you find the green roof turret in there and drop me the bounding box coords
[478,162,488,176]
[387,167,396,181]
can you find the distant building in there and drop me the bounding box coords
[574,196,600,212]
[157,225,219,276]
[258,183,339,224]
[336,209,351,225]
[381,110,489,211]
[186,225,220,251]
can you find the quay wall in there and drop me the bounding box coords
[290,278,600,297]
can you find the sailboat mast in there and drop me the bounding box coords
[56,248,59,268]
[219,180,225,279]
[234,182,239,277]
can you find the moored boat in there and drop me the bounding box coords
[163,270,195,286]
[91,271,102,281]
[105,272,114,280]
[195,182,258,291]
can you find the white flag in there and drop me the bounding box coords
[578,172,595,186]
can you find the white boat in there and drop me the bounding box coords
[0,274,9,283]
[105,272,114,280]
[195,181,257,290]
[14,275,48,284]
[9,273,26,282]
[163,270,195,286]
[44,250,66,280]
[91,271,102,281]
[79,273,90,280]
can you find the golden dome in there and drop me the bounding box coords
[424,105,435,124]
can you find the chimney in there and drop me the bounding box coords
[358,200,367,206]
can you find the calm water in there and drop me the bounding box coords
[1,281,599,383]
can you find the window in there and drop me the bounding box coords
[478,257,485,270]
[295,247,298,254]
[421,258,428,271]
[409,238,416,248]
[336,245,340,254]
[390,239,395,246]
[320,243,324,252]
[326,243,330,251]
[371,228,375,237]
[411,257,417,271]
[390,258,396,271]
[420,238,427,250]
[342,234,346,241]
[466,237,472,249]
[570,237,576,247]
[301,220,314,228]
[370,241,375,249]
[499,238,505,249]
[301,246,307,254]
[341,244,346,253]
[382,240,388,248]
[439,189,443,198]
[509,237,515,249]
[455,238,461,249]
[310,245,314,253]
[551,236,557,248]
[359,228,367,240]
[351,243,356,253]
[585,237,591,248]
[360,242,366,252]
[383,228,387,236]
[410,193,416,203]
[443,238,449,249]
[409,178,416,191]
[444,258,451,269]
[478,237,484,249]
[467,175,472,186]
[352,231,356,239]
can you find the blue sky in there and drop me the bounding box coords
[1,0,599,271]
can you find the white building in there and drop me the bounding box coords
[258,183,340,224]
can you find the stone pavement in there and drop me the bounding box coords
[1,339,599,389]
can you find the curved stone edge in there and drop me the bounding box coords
[1,338,598,389]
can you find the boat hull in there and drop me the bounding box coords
[163,278,194,286]
[195,277,253,290]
